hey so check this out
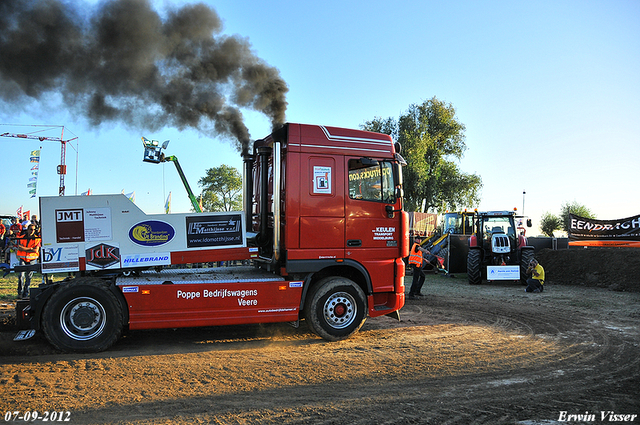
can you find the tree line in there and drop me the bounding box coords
[540,201,596,237]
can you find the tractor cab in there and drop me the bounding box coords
[442,210,476,235]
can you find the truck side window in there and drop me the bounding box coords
[348,160,395,203]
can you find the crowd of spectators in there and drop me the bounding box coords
[1,214,41,262]
[1,214,41,298]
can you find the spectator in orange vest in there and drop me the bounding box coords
[16,224,41,298]
[408,236,430,299]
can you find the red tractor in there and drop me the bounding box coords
[467,210,534,285]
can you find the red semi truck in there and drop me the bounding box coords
[16,123,409,352]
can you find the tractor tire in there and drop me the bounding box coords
[304,277,367,341]
[467,249,482,285]
[520,248,535,284]
[42,278,124,353]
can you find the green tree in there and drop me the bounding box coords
[560,201,596,233]
[540,212,562,237]
[362,97,482,212]
[198,164,242,212]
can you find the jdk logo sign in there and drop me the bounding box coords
[85,243,120,269]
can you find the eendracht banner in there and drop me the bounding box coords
[568,213,640,247]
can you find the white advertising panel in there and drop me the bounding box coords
[487,265,520,280]
[41,245,80,273]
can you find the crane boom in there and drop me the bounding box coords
[1,129,78,196]
[163,155,202,213]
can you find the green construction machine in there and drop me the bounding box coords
[142,137,202,213]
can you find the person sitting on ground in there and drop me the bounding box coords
[525,258,545,293]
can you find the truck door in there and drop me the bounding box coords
[296,155,345,259]
[345,158,399,292]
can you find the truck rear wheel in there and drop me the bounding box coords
[467,249,482,285]
[42,278,124,353]
[304,277,367,341]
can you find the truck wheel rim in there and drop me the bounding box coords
[60,297,106,341]
[323,292,356,329]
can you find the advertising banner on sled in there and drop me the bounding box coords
[568,213,640,247]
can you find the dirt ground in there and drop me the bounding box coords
[1,248,639,424]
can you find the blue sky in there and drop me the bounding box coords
[1,0,639,235]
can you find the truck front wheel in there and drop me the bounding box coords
[304,277,367,341]
[42,279,124,353]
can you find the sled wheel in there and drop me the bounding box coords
[42,278,124,353]
[305,277,367,341]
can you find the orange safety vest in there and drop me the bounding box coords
[408,243,423,266]
[16,236,41,262]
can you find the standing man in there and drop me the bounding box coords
[16,224,41,299]
[0,223,5,263]
[408,236,430,299]
[525,258,545,293]
[9,217,22,236]
[30,215,41,236]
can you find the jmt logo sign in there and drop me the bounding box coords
[56,209,83,222]
[85,243,120,269]
[55,209,85,243]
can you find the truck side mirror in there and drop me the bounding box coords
[385,205,402,218]
[385,205,394,218]
[527,219,532,227]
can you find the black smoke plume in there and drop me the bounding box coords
[0,0,288,152]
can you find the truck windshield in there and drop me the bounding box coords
[348,160,395,203]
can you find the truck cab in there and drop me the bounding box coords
[246,124,408,319]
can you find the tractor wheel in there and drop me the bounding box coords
[42,278,124,353]
[467,249,482,285]
[304,277,367,341]
[520,248,535,284]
